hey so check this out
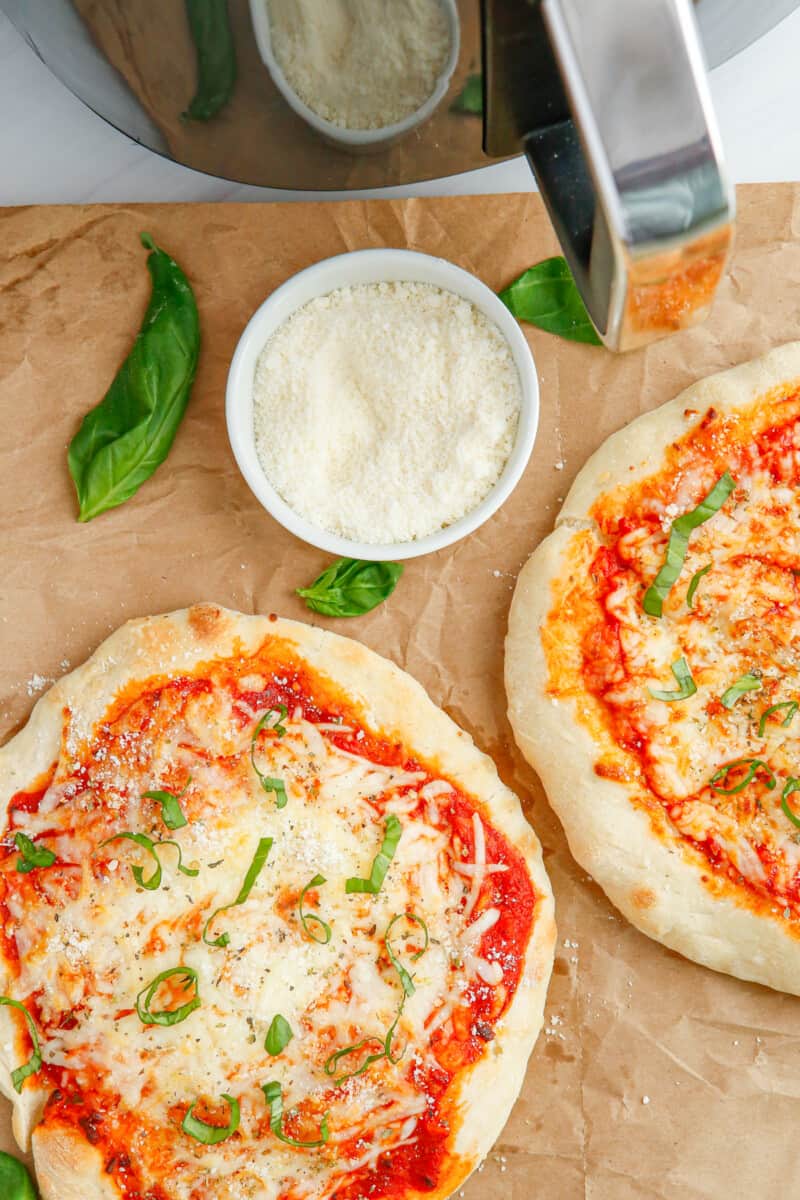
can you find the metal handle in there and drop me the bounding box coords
[485,0,735,351]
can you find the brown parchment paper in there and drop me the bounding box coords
[2,188,800,1198]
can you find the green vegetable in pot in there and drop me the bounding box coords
[499,256,601,345]
[296,559,403,617]
[451,74,483,115]
[67,233,200,522]
[183,0,237,121]
[0,1151,39,1200]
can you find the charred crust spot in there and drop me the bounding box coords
[79,1111,103,1145]
[632,885,657,910]
[473,1020,495,1041]
[188,604,224,640]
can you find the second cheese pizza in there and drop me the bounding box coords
[507,343,800,994]
[0,605,554,1200]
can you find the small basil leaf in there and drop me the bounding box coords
[265,1014,293,1056]
[0,1151,38,1200]
[499,257,601,345]
[67,233,200,522]
[451,73,482,114]
[14,832,56,874]
[183,0,237,121]
[296,558,403,618]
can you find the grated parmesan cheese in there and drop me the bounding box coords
[252,281,521,544]
[265,0,451,130]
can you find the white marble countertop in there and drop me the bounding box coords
[3,6,800,205]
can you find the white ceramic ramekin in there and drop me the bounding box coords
[225,249,539,561]
[248,0,460,152]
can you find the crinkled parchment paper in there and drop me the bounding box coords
[2,189,800,1197]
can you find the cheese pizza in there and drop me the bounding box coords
[0,605,554,1200]
[507,343,800,994]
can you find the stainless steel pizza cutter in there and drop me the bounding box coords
[482,0,736,351]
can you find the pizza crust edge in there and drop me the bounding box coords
[0,605,555,1199]
[506,343,800,996]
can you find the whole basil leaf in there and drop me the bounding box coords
[0,1151,39,1200]
[67,232,200,522]
[296,559,403,618]
[499,256,601,345]
[183,0,237,121]
[451,73,482,114]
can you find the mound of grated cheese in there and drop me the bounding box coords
[265,0,451,130]
[252,281,522,544]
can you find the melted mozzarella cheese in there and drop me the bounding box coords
[582,431,800,906]
[6,695,512,1199]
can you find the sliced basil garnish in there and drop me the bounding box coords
[261,1081,329,1148]
[346,815,402,895]
[296,558,403,618]
[720,674,762,710]
[143,778,190,830]
[136,966,200,1027]
[710,758,776,795]
[686,562,712,609]
[250,708,288,808]
[324,999,406,1086]
[265,1013,293,1057]
[203,836,273,948]
[647,657,697,703]
[14,832,56,874]
[758,701,798,737]
[101,832,198,891]
[182,1093,240,1144]
[183,0,238,122]
[299,874,331,945]
[0,997,42,1093]
[781,778,800,829]
[451,72,482,115]
[643,473,736,618]
[385,913,429,998]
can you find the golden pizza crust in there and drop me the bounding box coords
[0,605,555,1199]
[506,343,800,996]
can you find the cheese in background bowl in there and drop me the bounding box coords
[225,249,539,561]
[249,0,460,151]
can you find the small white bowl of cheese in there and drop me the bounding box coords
[249,0,460,152]
[226,249,539,561]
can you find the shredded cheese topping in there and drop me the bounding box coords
[1,657,531,1199]
[546,392,800,913]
